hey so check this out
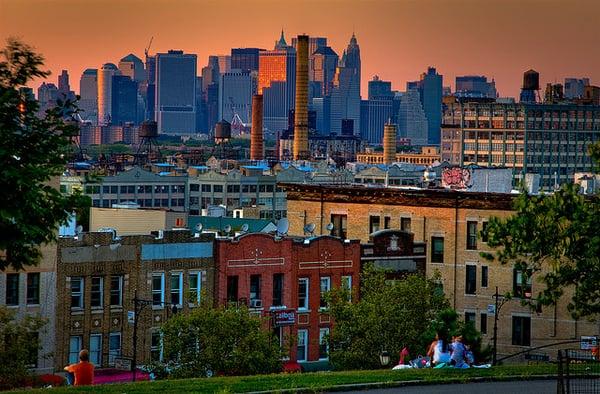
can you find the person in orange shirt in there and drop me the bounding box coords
[64,349,95,386]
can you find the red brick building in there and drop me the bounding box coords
[215,233,361,364]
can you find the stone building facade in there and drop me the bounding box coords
[282,183,598,360]
[55,230,215,370]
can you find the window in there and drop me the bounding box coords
[384,216,391,229]
[481,266,488,288]
[151,331,163,362]
[170,273,183,307]
[90,334,102,366]
[513,270,532,298]
[467,221,478,250]
[431,237,444,263]
[466,265,477,295]
[272,273,283,306]
[71,277,84,309]
[91,277,103,308]
[189,272,202,304]
[480,313,488,334]
[369,216,380,234]
[227,276,239,303]
[250,275,261,302]
[298,278,309,310]
[330,214,347,238]
[512,316,531,346]
[109,276,123,306]
[69,336,82,364]
[400,217,411,233]
[319,277,331,309]
[341,275,352,301]
[26,273,40,305]
[190,184,199,192]
[109,332,121,366]
[297,329,308,362]
[465,312,476,327]
[319,328,330,360]
[152,273,164,307]
[481,221,489,243]
[6,273,19,306]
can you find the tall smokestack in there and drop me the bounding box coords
[383,121,397,165]
[293,34,309,161]
[250,94,264,161]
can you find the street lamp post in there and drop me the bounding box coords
[492,286,510,366]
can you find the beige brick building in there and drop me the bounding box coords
[283,183,599,360]
[55,231,215,370]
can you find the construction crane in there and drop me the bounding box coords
[144,36,154,58]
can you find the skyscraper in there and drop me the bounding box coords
[155,50,197,134]
[79,68,98,122]
[368,75,393,99]
[258,31,296,131]
[407,67,442,144]
[293,35,309,160]
[144,55,156,120]
[98,63,119,125]
[360,97,394,144]
[291,36,327,56]
[564,78,590,99]
[218,70,257,125]
[58,70,70,96]
[455,75,496,98]
[397,89,428,146]
[310,46,338,97]
[111,75,138,125]
[231,48,264,73]
[37,82,58,115]
[330,33,361,136]
[118,54,145,83]
[217,55,231,74]
[202,56,220,91]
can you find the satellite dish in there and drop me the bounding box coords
[304,223,316,235]
[194,223,203,232]
[224,224,232,234]
[276,218,289,236]
[241,223,249,233]
[326,222,334,232]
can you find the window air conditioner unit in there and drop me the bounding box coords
[250,299,262,308]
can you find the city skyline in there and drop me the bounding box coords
[2,0,599,98]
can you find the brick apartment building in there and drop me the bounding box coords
[215,233,361,363]
[282,183,599,360]
[55,230,215,370]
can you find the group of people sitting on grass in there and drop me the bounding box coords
[426,332,475,368]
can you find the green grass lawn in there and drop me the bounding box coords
[25,364,557,393]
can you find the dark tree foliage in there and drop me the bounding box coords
[0,38,89,270]
[482,148,600,318]
[327,266,449,370]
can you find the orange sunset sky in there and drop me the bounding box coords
[1,0,599,98]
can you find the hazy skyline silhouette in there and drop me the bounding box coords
[1,0,599,98]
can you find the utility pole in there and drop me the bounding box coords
[492,286,510,366]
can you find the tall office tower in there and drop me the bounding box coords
[202,56,220,92]
[293,35,309,160]
[455,75,497,98]
[144,55,156,120]
[79,68,98,122]
[98,63,119,125]
[258,32,296,131]
[118,54,145,83]
[407,67,442,144]
[217,55,231,74]
[250,94,264,160]
[397,89,428,146]
[360,97,394,143]
[58,70,70,96]
[312,96,330,134]
[155,50,197,134]
[292,36,327,56]
[111,75,138,125]
[274,29,289,50]
[218,70,256,124]
[368,75,393,99]
[37,82,58,114]
[564,78,590,99]
[206,83,219,131]
[195,76,206,132]
[231,48,264,72]
[382,122,397,165]
[330,34,361,135]
[310,46,338,97]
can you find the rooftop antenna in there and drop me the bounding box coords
[276,218,289,237]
